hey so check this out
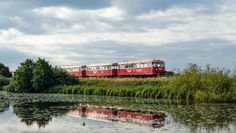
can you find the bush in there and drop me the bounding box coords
[0,77,11,90]
[167,64,235,102]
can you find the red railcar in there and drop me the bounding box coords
[62,59,166,77]
[86,63,118,77]
[62,65,86,77]
[117,59,165,76]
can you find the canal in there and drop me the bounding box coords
[0,91,236,133]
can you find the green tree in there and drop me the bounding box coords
[0,63,12,77]
[32,58,54,92]
[4,58,79,93]
[12,59,34,92]
[53,67,79,86]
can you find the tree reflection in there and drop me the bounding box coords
[0,94,10,112]
[13,102,77,128]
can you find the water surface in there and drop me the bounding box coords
[0,91,236,133]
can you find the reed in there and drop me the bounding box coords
[48,64,236,103]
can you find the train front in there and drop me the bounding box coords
[151,60,166,76]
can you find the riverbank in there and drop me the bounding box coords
[48,64,236,103]
[3,63,236,103]
[48,77,169,97]
[48,73,236,103]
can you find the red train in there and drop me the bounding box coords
[62,59,166,77]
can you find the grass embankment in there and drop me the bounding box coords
[49,77,169,98]
[49,64,236,103]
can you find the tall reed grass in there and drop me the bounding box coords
[48,64,236,103]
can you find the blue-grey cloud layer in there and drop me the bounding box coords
[0,0,235,71]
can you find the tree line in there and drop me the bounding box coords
[0,63,12,90]
[3,58,78,93]
[0,63,12,77]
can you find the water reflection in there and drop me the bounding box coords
[0,92,236,133]
[0,95,10,112]
[69,106,166,128]
[13,102,77,127]
[166,103,236,132]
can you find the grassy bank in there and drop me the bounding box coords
[48,64,236,103]
[48,77,169,98]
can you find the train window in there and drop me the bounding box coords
[119,64,135,69]
[74,67,80,71]
[127,64,135,68]
[120,64,126,69]
[136,63,151,68]
[143,63,148,68]
[152,62,165,67]
[112,66,118,69]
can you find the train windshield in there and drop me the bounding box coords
[152,62,165,67]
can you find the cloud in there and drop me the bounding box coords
[33,6,125,21]
[0,45,34,70]
[0,0,236,71]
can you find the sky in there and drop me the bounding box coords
[0,0,236,71]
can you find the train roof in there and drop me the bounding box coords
[62,59,165,67]
[119,59,164,65]
[86,62,118,67]
[61,65,86,68]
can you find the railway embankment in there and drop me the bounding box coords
[49,64,236,103]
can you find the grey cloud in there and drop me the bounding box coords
[0,0,235,71]
[52,39,236,71]
[0,45,36,70]
[112,0,224,15]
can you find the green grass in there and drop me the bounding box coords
[48,78,169,98]
[48,64,236,103]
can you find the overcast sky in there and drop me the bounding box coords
[0,0,236,71]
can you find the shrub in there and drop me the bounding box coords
[167,64,234,102]
[0,77,11,90]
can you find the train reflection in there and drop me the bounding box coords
[69,106,166,128]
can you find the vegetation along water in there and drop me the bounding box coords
[1,58,236,103]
